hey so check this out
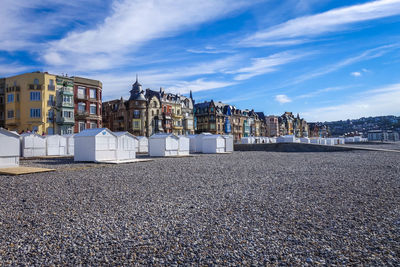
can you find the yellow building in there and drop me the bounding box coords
[5,72,57,134]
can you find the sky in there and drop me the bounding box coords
[1,0,400,122]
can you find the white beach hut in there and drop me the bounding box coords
[46,135,67,156]
[74,128,117,162]
[149,133,179,157]
[319,138,327,145]
[241,137,255,144]
[0,128,20,168]
[345,137,355,143]
[64,134,75,156]
[222,135,234,152]
[178,135,190,156]
[337,138,345,145]
[202,135,225,154]
[195,133,212,153]
[136,136,148,153]
[277,135,297,143]
[187,135,197,153]
[114,131,137,160]
[310,138,320,144]
[325,138,336,146]
[21,133,46,157]
[269,137,277,143]
[300,137,310,143]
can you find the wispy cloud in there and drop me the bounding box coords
[241,0,400,46]
[297,85,355,99]
[275,94,292,104]
[301,83,400,121]
[289,44,398,85]
[228,51,310,81]
[43,0,255,71]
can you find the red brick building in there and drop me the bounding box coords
[73,76,102,133]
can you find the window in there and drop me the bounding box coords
[7,94,14,103]
[30,108,41,118]
[152,110,154,116]
[90,104,97,114]
[90,122,97,129]
[48,79,55,90]
[78,102,86,112]
[34,78,39,85]
[0,96,3,104]
[49,95,55,105]
[89,89,97,99]
[78,86,86,99]
[79,122,86,132]
[133,120,140,129]
[30,92,41,101]
[63,95,72,104]
[7,110,13,119]
[48,110,54,121]
[16,94,19,102]
[134,110,140,118]
[47,128,54,135]
[0,111,3,120]
[164,107,166,113]
[63,111,73,118]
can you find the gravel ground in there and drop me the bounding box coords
[1,151,399,265]
[342,141,400,151]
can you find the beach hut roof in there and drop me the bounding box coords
[150,133,178,140]
[114,131,138,139]
[75,128,115,137]
[0,128,20,138]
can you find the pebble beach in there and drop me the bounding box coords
[0,150,399,265]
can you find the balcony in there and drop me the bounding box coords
[172,125,183,130]
[172,113,183,119]
[59,88,74,95]
[29,84,42,90]
[58,101,74,108]
[57,117,75,125]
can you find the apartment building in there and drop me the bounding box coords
[4,72,57,134]
[55,75,75,134]
[73,76,102,133]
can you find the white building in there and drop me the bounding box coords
[114,132,137,161]
[178,135,190,156]
[194,133,212,153]
[202,135,225,154]
[222,135,234,152]
[136,136,148,153]
[74,128,117,162]
[0,128,20,168]
[64,134,75,156]
[241,137,255,144]
[20,133,46,157]
[46,135,67,156]
[149,133,179,157]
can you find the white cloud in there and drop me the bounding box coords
[275,94,292,104]
[228,51,309,81]
[351,71,362,77]
[241,0,400,46]
[43,0,255,70]
[301,83,400,121]
[288,44,398,85]
[297,85,355,99]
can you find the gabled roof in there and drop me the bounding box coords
[75,128,116,137]
[114,131,138,139]
[20,132,45,138]
[149,133,178,139]
[0,128,20,138]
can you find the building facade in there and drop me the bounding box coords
[55,76,75,134]
[4,72,57,134]
[102,79,194,136]
[265,115,279,137]
[73,76,102,133]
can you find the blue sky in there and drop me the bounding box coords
[1,0,400,122]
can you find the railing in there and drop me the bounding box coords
[29,84,42,90]
[77,94,87,100]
